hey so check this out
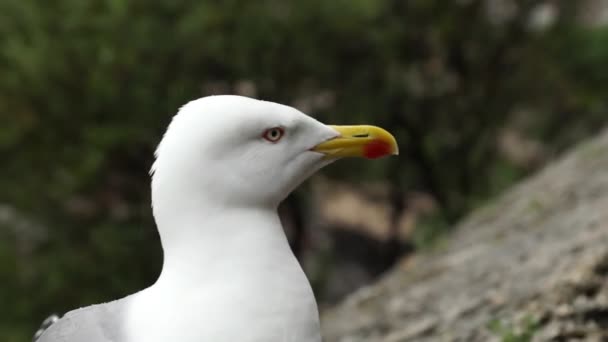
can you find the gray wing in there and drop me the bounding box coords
[36,297,129,342]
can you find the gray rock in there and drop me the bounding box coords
[322,129,608,341]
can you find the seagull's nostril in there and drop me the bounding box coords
[352,133,369,138]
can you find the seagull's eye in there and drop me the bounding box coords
[262,127,285,143]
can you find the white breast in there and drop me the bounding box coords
[125,223,321,342]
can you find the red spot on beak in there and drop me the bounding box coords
[363,139,392,159]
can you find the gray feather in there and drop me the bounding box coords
[35,297,129,342]
[33,314,60,341]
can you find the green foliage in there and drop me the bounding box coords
[411,213,450,249]
[1,1,608,341]
[488,316,540,342]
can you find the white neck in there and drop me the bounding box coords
[127,178,321,342]
[155,205,291,287]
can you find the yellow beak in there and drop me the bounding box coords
[311,125,399,159]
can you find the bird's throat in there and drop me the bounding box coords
[155,207,294,287]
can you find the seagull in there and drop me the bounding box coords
[35,95,398,342]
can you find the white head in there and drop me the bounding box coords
[152,95,337,210]
[150,95,397,245]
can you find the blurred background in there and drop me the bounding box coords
[2,0,608,341]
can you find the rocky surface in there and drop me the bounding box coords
[322,129,608,341]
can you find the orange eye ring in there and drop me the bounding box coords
[262,127,285,143]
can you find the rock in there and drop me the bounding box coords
[321,129,608,341]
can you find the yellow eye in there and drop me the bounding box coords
[262,127,285,143]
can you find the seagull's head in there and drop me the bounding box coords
[151,95,398,214]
